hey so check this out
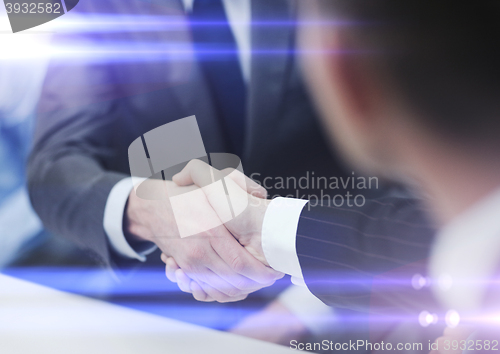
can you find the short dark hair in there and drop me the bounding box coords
[317,1,500,147]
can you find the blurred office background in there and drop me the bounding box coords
[0,5,48,267]
[0,5,91,269]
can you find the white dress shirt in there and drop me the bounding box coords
[430,187,500,314]
[102,0,333,333]
[262,197,309,284]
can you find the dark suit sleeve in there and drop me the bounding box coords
[27,0,189,270]
[27,57,127,268]
[296,192,439,314]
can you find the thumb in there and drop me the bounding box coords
[173,159,214,188]
[173,159,268,199]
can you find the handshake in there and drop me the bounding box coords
[126,159,285,303]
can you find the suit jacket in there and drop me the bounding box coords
[28,0,436,314]
[296,194,437,313]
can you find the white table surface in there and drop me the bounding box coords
[0,273,293,354]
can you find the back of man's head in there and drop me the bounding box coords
[317,0,500,148]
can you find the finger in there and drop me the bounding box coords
[197,233,265,292]
[176,269,193,293]
[165,265,177,283]
[205,260,266,294]
[173,159,267,198]
[221,167,267,199]
[190,281,215,302]
[175,162,234,222]
[211,232,283,286]
[165,257,179,283]
[174,166,282,286]
[187,228,277,294]
[182,261,250,298]
[177,168,249,230]
[176,232,264,296]
[173,159,214,188]
[197,280,248,303]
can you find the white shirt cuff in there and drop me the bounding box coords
[262,197,309,280]
[278,285,335,336]
[103,177,157,262]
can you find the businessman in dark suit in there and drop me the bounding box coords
[28,0,435,343]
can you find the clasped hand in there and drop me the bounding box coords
[125,159,281,303]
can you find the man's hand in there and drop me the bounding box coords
[172,159,272,265]
[163,255,309,344]
[125,178,282,302]
[162,159,280,302]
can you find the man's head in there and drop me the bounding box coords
[299,0,500,220]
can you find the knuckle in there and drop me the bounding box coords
[228,256,246,274]
[188,159,204,170]
[225,287,242,298]
[186,159,198,168]
[179,284,190,293]
[181,262,195,275]
[188,245,206,262]
[233,277,251,291]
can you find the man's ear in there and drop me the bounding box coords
[300,13,399,174]
[324,31,381,133]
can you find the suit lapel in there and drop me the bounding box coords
[171,0,297,158]
[244,0,295,163]
[168,0,229,153]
